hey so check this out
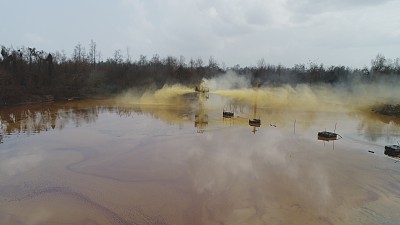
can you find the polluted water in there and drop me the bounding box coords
[1,74,400,225]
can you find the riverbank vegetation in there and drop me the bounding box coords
[1,41,400,108]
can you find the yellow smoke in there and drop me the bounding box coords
[117,84,195,105]
[212,84,346,112]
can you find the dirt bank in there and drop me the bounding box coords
[372,104,400,117]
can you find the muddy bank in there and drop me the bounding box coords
[372,104,400,117]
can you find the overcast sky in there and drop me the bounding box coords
[1,0,399,68]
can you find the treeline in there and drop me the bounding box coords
[1,41,400,107]
[238,54,400,85]
[0,41,223,106]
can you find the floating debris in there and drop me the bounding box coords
[318,123,342,141]
[368,150,375,154]
[222,105,234,118]
[384,145,400,157]
[249,119,261,127]
[318,131,338,140]
[223,110,234,118]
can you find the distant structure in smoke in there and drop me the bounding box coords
[194,78,209,93]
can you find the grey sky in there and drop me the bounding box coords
[1,0,399,68]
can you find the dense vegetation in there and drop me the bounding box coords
[1,41,400,107]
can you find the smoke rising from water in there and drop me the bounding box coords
[205,70,252,90]
[117,84,195,105]
[116,71,400,113]
[208,72,400,112]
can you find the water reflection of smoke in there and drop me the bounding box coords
[355,111,400,143]
[2,100,400,224]
[182,129,334,222]
[0,148,45,176]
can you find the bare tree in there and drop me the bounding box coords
[113,49,123,64]
[178,55,186,67]
[371,54,386,73]
[150,54,161,65]
[97,51,102,63]
[189,58,195,69]
[208,56,218,69]
[73,43,86,62]
[257,58,266,69]
[195,57,203,68]
[125,47,131,64]
[88,39,97,66]
[138,54,147,66]
[28,47,36,67]
[164,56,177,68]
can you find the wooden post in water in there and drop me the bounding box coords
[253,81,259,119]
